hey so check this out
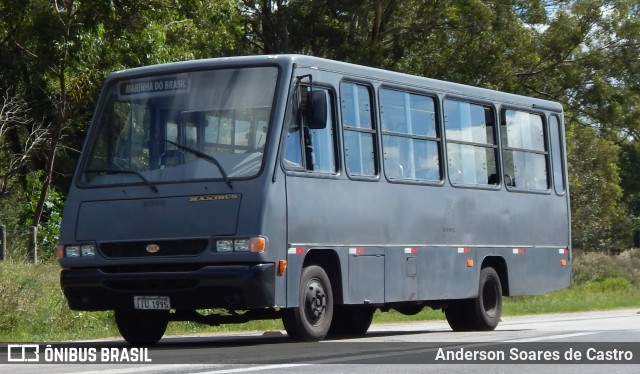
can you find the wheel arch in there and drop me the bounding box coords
[303,248,344,304]
[481,255,510,296]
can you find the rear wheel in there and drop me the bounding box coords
[472,266,502,330]
[445,266,502,331]
[283,265,334,341]
[444,299,473,331]
[115,309,169,346]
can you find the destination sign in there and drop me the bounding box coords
[119,77,189,96]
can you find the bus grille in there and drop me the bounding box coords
[100,239,209,258]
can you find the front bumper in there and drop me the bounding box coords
[60,263,275,311]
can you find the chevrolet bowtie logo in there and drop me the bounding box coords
[145,244,160,253]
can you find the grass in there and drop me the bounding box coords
[372,278,640,324]
[1,249,639,342]
[504,277,640,315]
[0,260,118,342]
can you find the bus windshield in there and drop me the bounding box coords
[79,66,279,187]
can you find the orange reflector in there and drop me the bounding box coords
[56,245,64,260]
[560,259,567,267]
[250,237,267,253]
[278,260,287,275]
[466,259,474,267]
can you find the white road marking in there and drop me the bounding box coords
[196,364,311,373]
[506,332,596,342]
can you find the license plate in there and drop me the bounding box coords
[134,296,170,310]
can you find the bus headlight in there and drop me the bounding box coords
[81,244,96,256]
[66,245,80,257]
[63,243,96,258]
[216,240,233,252]
[234,239,250,252]
[215,236,267,253]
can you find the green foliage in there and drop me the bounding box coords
[1,0,640,257]
[0,197,28,261]
[238,0,640,250]
[505,249,640,315]
[3,1,640,343]
[566,122,632,252]
[503,282,640,315]
[0,261,118,341]
[572,248,640,284]
[24,171,64,257]
[584,277,632,293]
[619,142,640,246]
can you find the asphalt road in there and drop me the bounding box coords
[2,308,639,373]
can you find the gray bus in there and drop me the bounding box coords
[57,55,571,345]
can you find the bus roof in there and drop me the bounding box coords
[108,54,563,113]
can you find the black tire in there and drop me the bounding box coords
[283,265,334,341]
[115,309,169,346]
[444,299,474,331]
[445,266,502,331]
[471,266,502,330]
[328,306,375,337]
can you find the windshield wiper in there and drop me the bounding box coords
[162,139,233,189]
[84,169,158,192]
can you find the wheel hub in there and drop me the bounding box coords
[304,280,327,324]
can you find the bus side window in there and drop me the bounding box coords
[341,81,378,177]
[380,88,441,182]
[284,85,337,173]
[501,110,549,191]
[443,100,497,186]
[549,115,566,194]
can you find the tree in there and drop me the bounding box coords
[244,0,640,251]
[620,142,640,247]
[0,0,243,255]
[1,0,639,253]
[566,121,631,252]
[527,0,640,251]
[0,90,48,198]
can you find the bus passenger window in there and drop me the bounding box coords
[501,110,549,191]
[283,85,337,173]
[380,88,441,182]
[549,115,566,194]
[444,100,497,187]
[341,82,378,177]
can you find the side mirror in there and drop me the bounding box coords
[306,91,327,129]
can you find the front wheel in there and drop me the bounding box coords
[115,309,169,346]
[283,265,333,341]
